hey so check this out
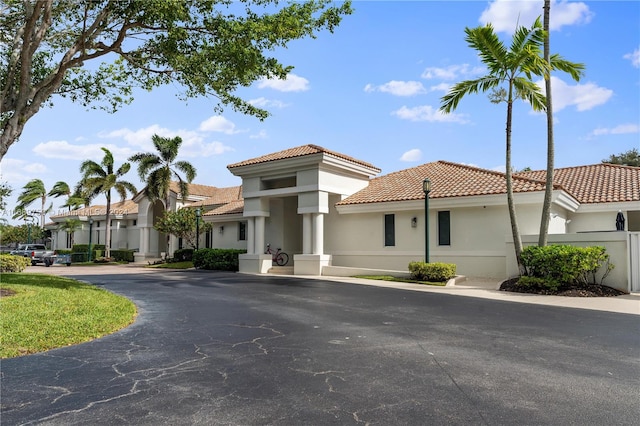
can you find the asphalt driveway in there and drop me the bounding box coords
[2,269,639,425]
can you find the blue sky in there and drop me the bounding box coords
[1,0,639,224]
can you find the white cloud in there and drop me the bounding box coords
[250,130,268,140]
[364,80,427,97]
[479,0,593,33]
[624,47,640,68]
[257,73,309,92]
[400,149,422,162]
[421,64,484,81]
[536,76,613,112]
[590,124,639,137]
[392,105,469,123]
[0,158,48,185]
[32,140,133,161]
[199,116,242,134]
[249,97,289,108]
[101,125,233,158]
[429,82,452,93]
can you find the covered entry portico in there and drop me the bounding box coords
[227,145,380,275]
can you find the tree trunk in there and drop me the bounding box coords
[506,84,523,273]
[105,192,112,258]
[539,0,554,247]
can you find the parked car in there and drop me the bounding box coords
[10,244,55,266]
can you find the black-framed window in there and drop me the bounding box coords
[384,214,395,247]
[438,211,451,246]
[178,237,183,250]
[238,222,246,241]
[205,230,211,248]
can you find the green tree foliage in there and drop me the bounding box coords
[0,223,45,246]
[602,148,640,167]
[0,0,352,160]
[440,17,583,270]
[80,147,137,257]
[154,208,212,250]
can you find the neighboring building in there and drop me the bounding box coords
[47,144,640,291]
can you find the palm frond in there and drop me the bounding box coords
[174,161,197,182]
[465,24,508,75]
[513,77,547,111]
[440,76,501,113]
[549,54,585,81]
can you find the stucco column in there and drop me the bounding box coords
[303,213,312,254]
[312,213,324,255]
[246,217,255,254]
[255,216,265,254]
[141,227,149,254]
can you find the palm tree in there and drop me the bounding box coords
[80,147,137,258]
[440,17,582,271]
[128,134,196,254]
[48,181,71,214]
[59,217,82,249]
[14,179,51,227]
[538,1,584,246]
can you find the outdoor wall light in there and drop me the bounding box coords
[219,226,224,234]
[411,217,418,228]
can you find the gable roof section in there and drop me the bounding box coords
[227,144,381,172]
[516,163,640,204]
[188,186,243,207]
[204,199,245,216]
[337,161,549,206]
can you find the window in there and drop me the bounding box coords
[238,222,246,241]
[438,211,451,246]
[205,230,211,248]
[133,220,137,226]
[178,238,183,250]
[384,214,395,247]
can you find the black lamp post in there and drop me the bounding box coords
[423,178,431,263]
[195,208,201,250]
[88,217,94,262]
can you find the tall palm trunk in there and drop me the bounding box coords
[104,191,112,258]
[539,0,554,246]
[506,83,523,271]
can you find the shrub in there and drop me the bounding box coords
[55,249,72,255]
[72,244,105,253]
[408,261,456,282]
[517,275,560,292]
[0,254,30,272]
[173,248,194,262]
[110,250,135,262]
[520,245,614,286]
[193,249,246,271]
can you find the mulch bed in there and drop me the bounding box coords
[1,288,17,298]
[500,278,625,297]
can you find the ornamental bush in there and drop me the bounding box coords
[192,249,246,271]
[173,248,194,262]
[408,261,456,282]
[0,254,30,272]
[519,245,614,287]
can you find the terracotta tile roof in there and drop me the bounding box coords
[337,161,550,205]
[204,200,245,216]
[169,181,223,198]
[227,144,381,172]
[50,199,138,219]
[188,186,243,207]
[516,163,640,204]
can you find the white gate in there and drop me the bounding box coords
[630,232,640,292]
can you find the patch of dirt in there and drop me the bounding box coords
[1,288,17,298]
[500,278,625,297]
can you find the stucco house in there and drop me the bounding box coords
[48,144,640,292]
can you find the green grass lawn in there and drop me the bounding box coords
[354,275,447,286]
[0,274,137,359]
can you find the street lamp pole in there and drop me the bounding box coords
[88,217,94,262]
[423,178,431,263]
[195,208,201,250]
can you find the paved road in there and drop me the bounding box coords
[2,269,639,425]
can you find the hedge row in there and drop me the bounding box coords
[193,249,246,271]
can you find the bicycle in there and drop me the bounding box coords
[265,244,289,266]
